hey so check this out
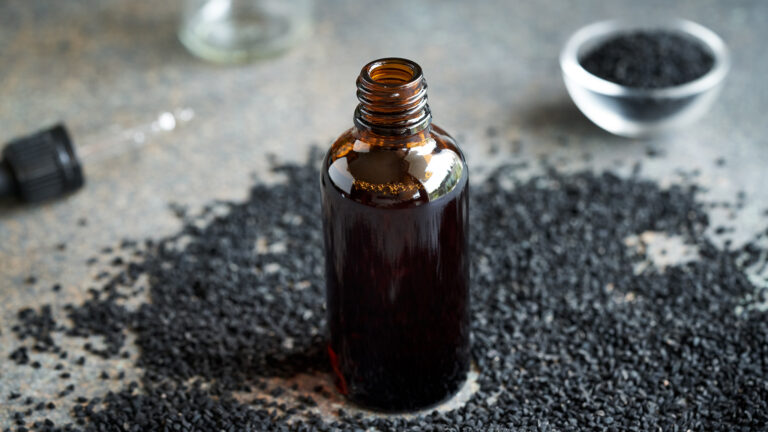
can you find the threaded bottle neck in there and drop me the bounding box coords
[354,58,432,137]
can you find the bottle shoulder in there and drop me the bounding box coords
[322,125,467,208]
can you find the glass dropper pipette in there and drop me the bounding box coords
[0,108,194,204]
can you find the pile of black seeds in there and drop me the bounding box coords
[6,151,768,431]
[580,30,715,88]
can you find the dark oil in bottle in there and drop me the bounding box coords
[321,57,470,412]
[321,161,469,411]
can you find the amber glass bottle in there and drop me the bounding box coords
[320,58,469,411]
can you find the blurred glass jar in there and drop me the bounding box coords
[179,0,314,63]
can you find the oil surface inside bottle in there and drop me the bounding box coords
[321,143,469,411]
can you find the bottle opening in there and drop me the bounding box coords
[363,59,422,86]
[355,58,431,137]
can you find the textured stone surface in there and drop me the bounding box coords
[1,0,767,428]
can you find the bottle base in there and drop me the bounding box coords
[333,364,470,413]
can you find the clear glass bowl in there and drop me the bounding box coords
[560,19,730,138]
[179,0,314,63]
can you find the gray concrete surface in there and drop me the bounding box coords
[1,0,767,427]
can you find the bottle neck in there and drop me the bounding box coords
[353,58,432,141]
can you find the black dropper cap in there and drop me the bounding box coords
[0,124,84,203]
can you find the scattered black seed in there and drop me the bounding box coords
[168,202,188,219]
[645,147,665,158]
[52,284,61,292]
[581,30,715,88]
[9,346,29,365]
[6,151,768,431]
[25,276,37,285]
[714,225,736,235]
[119,239,136,249]
[30,361,41,369]
[8,392,21,400]
[59,372,71,379]
[297,395,318,408]
[99,371,109,380]
[56,242,67,251]
[10,307,52,345]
